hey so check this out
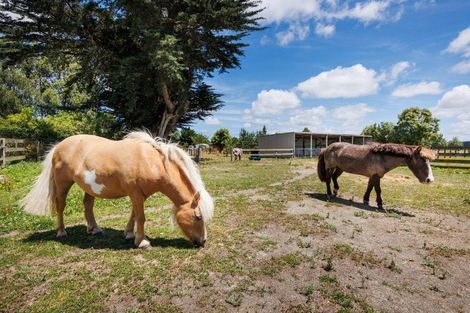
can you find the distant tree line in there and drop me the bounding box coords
[171,125,267,153]
[361,107,450,148]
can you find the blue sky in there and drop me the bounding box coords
[192,0,470,141]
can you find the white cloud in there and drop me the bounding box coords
[295,64,379,98]
[260,35,271,46]
[205,116,221,125]
[315,23,335,38]
[258,0,322,24]
[276,23,310,46]
[446,26,470,73]
[332,103,376,121]
[248,89,301,115]
[391,81,442,97]
[445,26,470,57]
[378,61,413,86]
[285,106,328,129]
[258,0,404,45]
[432,85,470,118]
[451,60,470,74]
[336,0,394,23]
[389,61,412,81]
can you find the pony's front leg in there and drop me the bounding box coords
[363,178,374,206]
[130,195,151,249]
[84,193,103,235]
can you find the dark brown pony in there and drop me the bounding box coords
[317,142,436,210]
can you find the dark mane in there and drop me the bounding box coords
[370,143,416,158]
[369,143,437,160]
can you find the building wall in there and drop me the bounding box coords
[258,133,295,149]
[464,141,470,147]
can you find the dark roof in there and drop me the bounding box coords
[261,131,372,138]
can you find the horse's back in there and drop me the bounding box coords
[324,142,374,175]
[52,134,159,198]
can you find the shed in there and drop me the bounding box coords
[257,132,373,157]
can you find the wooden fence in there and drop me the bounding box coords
[234,148,294,160]
[434,146,470,158]
[0,138,26,167]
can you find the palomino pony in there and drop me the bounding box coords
[20,131,214,248]
[317,142,436,210]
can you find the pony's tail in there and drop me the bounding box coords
[317,149,327,182]
[19,146,57,215]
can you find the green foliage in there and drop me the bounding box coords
[361,122,396,143]
[170,128,209,147]
[362,108,444,147]
[0,107,121,144]
[394,107,441,146]
[1,1,262,136]
[211,128,231,151]
[302,127,311,132]
[447,137,463,147]
[238,128,257,149]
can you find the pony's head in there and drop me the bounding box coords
[406,146,437,184]
[174,189,213,247]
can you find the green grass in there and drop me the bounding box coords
[0,157,469,312]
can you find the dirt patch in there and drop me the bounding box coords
[270,168,316,186]
[280,196,470,313]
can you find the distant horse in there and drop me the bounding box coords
[317,142,436,210]
[232,148,242,161]
[20,131,214,248]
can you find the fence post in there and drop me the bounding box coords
[0,138,5,167]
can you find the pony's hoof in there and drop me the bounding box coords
[137,239,151,249]
[333,189,338,196]
[88,226,104,235]
[363,201,369,206]
[378,205,385,211]
[56,229,67,238]
[124,231,135,240]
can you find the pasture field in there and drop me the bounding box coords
[1,158,470,312]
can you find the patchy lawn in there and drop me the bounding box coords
[1,157,469,312]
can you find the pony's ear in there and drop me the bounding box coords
[414,146,422,155]
[191,191,201,208]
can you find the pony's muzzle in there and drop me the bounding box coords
[193,239,206,248]
[425,177,434,184]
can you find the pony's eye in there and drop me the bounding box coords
[194,211,203,221]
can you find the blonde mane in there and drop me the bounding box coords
[124,131,214,223]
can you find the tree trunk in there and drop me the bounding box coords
[157,83,176,138]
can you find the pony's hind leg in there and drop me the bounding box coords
[363,177,374,206]
[373,176,385,211]
[325,168,334,199]
[332,168,343,196]
[124,210,135,240]
[55,181,73,238]
[84,193,103,235]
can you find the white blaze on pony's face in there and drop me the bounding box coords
[83,169,105,194]
[408,147,436,184]
[425,159,434,184]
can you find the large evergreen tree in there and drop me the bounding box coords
[0,0,262,137]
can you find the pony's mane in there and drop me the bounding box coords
[124,131,214,223]
[370,143,436,160]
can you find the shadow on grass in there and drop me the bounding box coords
[23,225,193,250]
[464,199,470,206]
[304,192,415,217]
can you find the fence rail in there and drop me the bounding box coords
[434,147,470,158]
[236,148,294,160]
[0,138,26,167]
